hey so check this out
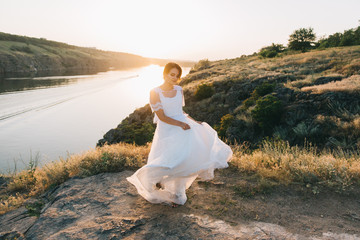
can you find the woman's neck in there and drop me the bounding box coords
[160,82,175,91]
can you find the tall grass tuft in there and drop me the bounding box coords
[230,139,360,188]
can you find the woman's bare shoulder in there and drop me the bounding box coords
[150,87,161,94]
[150,87,161,103]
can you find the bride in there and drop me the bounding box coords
[127,62,233,206]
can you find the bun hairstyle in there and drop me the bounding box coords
[163,62,182,79]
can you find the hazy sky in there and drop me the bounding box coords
[1,0,359,61]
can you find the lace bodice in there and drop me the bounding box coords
[150,85,185,123]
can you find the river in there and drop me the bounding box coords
[0,65,190,173]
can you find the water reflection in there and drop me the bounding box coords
[0,77,74,93]
[0,68,134,94]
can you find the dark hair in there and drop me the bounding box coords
[163,62,182,78]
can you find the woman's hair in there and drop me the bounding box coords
[163,62,182,78]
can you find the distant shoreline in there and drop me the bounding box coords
[0,32,195,76]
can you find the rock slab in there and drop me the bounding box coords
[1,171,359,239]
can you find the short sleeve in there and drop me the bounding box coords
[149,88,163,112]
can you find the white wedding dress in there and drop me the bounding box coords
[126,85,233,205]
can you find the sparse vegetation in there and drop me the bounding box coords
[100,45,360,150]
[302,75,360,93]
[1,138,359,215]
[0,143,149,214]
[190,59,211,72]
[10,45,33,53]
[194,83,215,100]
[257,25,360,58]
[230,139,360,189]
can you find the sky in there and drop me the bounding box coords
[0,0,359,61]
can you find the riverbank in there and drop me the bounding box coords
[0,32,194,75]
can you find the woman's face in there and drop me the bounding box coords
[164,68,180,85]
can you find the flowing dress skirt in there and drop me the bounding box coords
[126,114,233,205]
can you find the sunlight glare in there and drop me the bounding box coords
[119,65,164,103]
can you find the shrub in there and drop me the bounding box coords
[251,95,283,128]
[190,59,211,72]
[242,97,256,109]
[116,120,155,145]
[10,45,33,53]
[216,114,235,138]
[242,82,276,109]
[78,152,126,176]
[316,26,360,49]
[194,83,215,100]
[259,43,285,58]
[252,82,276,98]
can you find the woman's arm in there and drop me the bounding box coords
[155,109,190,130]
[150,89,190,130]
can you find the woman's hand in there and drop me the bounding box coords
[180,122,191,130]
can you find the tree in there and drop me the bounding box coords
[288,27,316,52]
[340,29,356,46]
[318,32,342,48]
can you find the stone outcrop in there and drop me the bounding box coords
[1,171,358,239]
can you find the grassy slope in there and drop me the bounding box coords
[98,46,360,150]
[0,32,194,74]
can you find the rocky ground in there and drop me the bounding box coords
[1,170,359,240]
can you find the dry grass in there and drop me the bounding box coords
[1,140,360,215]
[0,143,150,215]
[302,75,360,93]
[284,75,316,90]
[230,140,360,188]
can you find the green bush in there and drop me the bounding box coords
[215,114,235,138]
[194,83,215,100]
[242,97,256,109]
[242,82,276,109]
[117,120,155,145]
[251,95,283,128]
[10,45,33,53]
[252,82,276,98]
[316,26,360,49]
[259,43,285,58]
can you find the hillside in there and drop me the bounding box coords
[98,46,360,150]
[0,32,193,76]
